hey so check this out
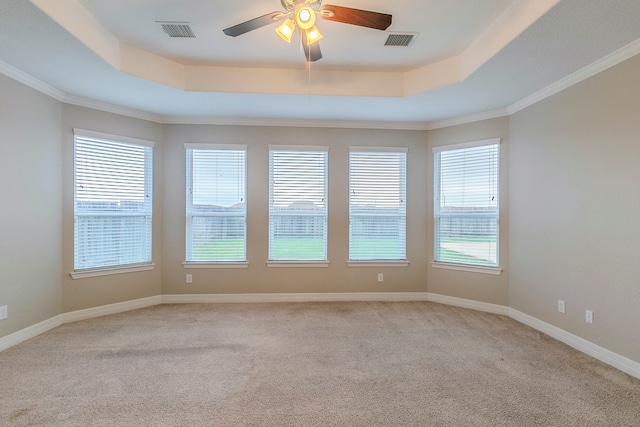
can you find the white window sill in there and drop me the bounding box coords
[70,263,156,279]
[431,262,502,275]
[183,262,249,269]
[348,261,410,267]
[266,261,330,268]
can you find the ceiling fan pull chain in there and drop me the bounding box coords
[308,54,312,101]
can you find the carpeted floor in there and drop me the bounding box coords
[1,301,639,426]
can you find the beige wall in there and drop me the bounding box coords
[509,55,640,362]
[2,52,638,365]
[161,125,430,295]
[60,105,163,312]
[0,74,62,337]
[426,117,510,306]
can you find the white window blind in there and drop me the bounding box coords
[186,145,247,262]
[349,148,407,261]
[434,139,500,267]
[269,146,328,261]
[74,130,153,271]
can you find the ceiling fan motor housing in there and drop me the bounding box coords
[281,0,323,12]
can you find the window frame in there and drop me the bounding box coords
[348,147,408,265]
[432,138,502,274]
[267,145,329,267]
[184,143,248,267]
[72,129,154,278]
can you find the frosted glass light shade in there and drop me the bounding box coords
[305,26,323,45]
[275,19,296,43]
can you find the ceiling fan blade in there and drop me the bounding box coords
[302,33,322,62]
[223,12,284,37]
[320,5,392,31]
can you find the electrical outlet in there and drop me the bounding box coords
[0,305,7,320]
[377,273,384,283]
[557,300,565,314]
[186,274,193,284]
[585,310,593,324]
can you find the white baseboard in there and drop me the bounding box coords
[162,292,432,304]
[509,309,640,380]
[0,315,63,352]
[426,293,510,315]
[1,292,638,380]
[62,296,162,324]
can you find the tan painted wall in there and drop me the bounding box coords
[4,52,638,366]
[161,125,430,295]
[0,74,62,336]
[60,105,163,312]
[426,117,510,306]
[509,55,640,362]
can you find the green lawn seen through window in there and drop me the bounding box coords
[193,238,326,261]
[194,238,405,261]
[270,238,325,260]
[350,238,404,260]
[193,239,244,262]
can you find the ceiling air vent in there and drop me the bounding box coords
[384,32,418,47]
[158,22,195,38]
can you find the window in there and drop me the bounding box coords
[433,138,500,268]
[349,148,407,261]
[74,129,153,271]
[185,144,247,263]
[269,146,328,262]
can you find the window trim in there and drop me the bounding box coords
[433,137,501,270]
[72,128,154,275]
[70,263,156,280]
[184,143,248,264]
[430,262,502,275]
[348,261,409,268]
[182,262,249,269]
[432,138,500,154]
[74,129,155,149]
[266,261,330,268]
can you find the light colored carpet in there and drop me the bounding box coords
[1,301,639,426]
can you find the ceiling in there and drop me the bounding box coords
[1,0,640,128]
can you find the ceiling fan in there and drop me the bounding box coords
[222,0,392,62]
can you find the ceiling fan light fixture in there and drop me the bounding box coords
[223,0,393,62]
[296,6,316,30]
[305,26,323,45]
[275,18,296,43]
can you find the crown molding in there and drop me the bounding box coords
[62,94,162,123]
[426,108,509,130]
[160,115,430,130]
[0,59,65,100]
[2,37,639,131]
[507,38,640,115]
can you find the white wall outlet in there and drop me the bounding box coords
[0,305,7,320]
[377,273,384,283]
[557,300,565,314]
[186,274,193,284]
[585,310,594,324]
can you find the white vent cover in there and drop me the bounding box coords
[158,22,195,38]
[384,32,418,47]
